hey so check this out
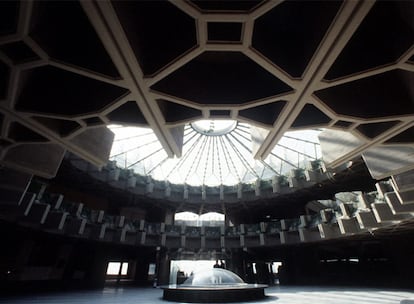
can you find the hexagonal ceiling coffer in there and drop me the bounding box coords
[32,116,81,137]
[8,122,49,143]
[290,104,331,129]
[0,61,10,100]
[385,126,414,144]
[356,121,400,139]
[157,99,202,123]
[83,117,104,127]
[0,1,20,36]
[210,110,231,118]
[238,101,286,126]
[151,51,293,105]
[107,101,148,126]
[190,0,264,12]
[315,69,414,119]
[0,112,4,131]
[0,41,40,65]
[252,0,342,78]
[325,1,414,80]
[30,1,120,78]
[112,0,197,76]
[15,65,129,117]
[333,121,354,129]
[0,139,13,149]
[207,22,242,42]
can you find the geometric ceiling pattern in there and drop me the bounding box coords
[0,0,413,179]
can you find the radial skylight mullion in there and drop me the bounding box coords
[269,150,299,169]
[232,128,252,142]
[282,135,320,145]
[146,155,170,175]
[225,134,259,179]
[184,135,209,183]
[209,136,215,176]
[223,134,248,179]
[235,126,251,136]
[110,138,160,158]
[165,132,204,180]
[113,132,154,142]
[228,132,253,154]
[219,136,241,183]
[215,136,224,185]
[260,159,279,175]
[276,143,317,160]
[228,133,259,181]
[237,123,250,130]
[259,162,266,180]
[126,147,165,169]
[183,125,194,136]
[183,129,200,146]
[202,136,213,185]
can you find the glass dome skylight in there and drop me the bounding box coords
[109,120,322,187]
[191,120,237,136]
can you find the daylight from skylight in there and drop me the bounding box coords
[109,120,322,187]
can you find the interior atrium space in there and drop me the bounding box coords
[0,0,413,303]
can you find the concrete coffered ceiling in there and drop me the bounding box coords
[0,0,413,179]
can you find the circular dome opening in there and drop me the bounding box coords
[109,124,322,188]
[191,119,237,136]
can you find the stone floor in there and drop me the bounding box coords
[0,285,413,304]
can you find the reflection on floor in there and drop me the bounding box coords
[0,285,413,304]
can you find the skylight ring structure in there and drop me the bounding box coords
[108,121,322,193]
[225,133,260,179]
[191,120,238,136]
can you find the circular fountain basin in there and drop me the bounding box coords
[161,268,267,303]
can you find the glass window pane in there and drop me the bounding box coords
[107,262,120,275]
[109,122,322,188]
[121,262,128,275]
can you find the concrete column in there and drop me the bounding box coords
[156,249,170,286]
[133,258,151,286]
[255,261,270,284]
[227,250,245,280]
[165,210,175,225]
[224,214,232,227]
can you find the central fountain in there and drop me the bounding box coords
[161,268,267,303]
